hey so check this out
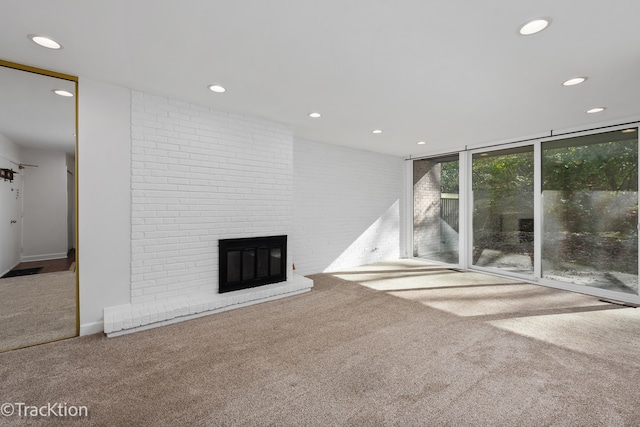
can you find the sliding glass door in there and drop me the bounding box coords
[471,146,534,276]
[411,125,639,302]
[413,155,459,264]
[541,129,638,294]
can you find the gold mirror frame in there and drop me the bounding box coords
[0,59,79,350]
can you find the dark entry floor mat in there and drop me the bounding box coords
[2,267,43,278]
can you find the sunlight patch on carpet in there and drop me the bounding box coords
[488,308,640,365]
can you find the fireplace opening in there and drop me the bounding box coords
[219,235,287,293]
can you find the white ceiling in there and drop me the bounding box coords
[0,66,75,154]
[1,0,639,157]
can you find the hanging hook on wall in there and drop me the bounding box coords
[0,168,16,182]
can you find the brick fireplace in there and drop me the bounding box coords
[102,91,313,336]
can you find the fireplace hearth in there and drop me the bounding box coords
[218,235,287,293]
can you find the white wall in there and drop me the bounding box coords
[0,133,21,163]
[78,78,131,335]
[293,138,404,276]
[0,134,22,275]
[20,148,68,261]
[130,91,294,303]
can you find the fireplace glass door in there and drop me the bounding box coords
[219,236,287,293]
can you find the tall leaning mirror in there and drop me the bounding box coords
[0,60,78,352]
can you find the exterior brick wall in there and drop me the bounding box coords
[413,159,441,256]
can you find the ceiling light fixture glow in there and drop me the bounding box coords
[29,34,62,49]
[417,141,426,145]
[586,107,606,114]
[562,77,587,86]
[518,18,551,36]
[372,129,383,134]
[53,89,74,97]
[208,84,226,93]
[309,112,321,118]
[622,129,637,133]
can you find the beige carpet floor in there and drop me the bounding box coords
[0,271,76,352]
[1,260,640,426]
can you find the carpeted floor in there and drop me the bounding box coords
[1,260,640,425]
[0,271,76,352]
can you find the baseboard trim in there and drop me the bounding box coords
[21,252,68,262]
[80,321,104,336]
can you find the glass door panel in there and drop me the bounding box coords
[413,155,459,264]
[542,129,638,294]
[472,146,534,275]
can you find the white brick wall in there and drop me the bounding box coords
[130,91,295,304]
[292,139,404,276]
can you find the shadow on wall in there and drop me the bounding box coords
[323,200,400,272]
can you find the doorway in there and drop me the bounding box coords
[413,154,460,264]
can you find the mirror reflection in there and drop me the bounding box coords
[0,63,77,352]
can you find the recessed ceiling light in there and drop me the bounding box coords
[208,84,226,93]
[372,129,383,134]
[28,34,62,49]
[309,112,321,118]
[562,77,587,86]
[53,89,73,97]
[417,141,426,145]
[518,18,551,36]
[586,107,606,114]
[622,129,637,133]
